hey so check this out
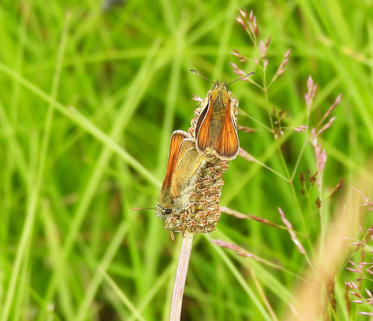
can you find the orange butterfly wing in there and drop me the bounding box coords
[196,100,239,160]
[214,103,239,159]
[162,130,189,190]
[195,102,212,153]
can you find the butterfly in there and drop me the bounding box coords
[157,130,206,219]
[195,81,239,160]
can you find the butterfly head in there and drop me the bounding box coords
[156,203,173,219]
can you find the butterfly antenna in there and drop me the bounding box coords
[132,207,157,211]
[190,69,213,83]
[229,72,255,86]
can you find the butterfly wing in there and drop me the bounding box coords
[195,102,212,153]
[170,138,205,199]
[214,103,239,159]
[196,92,239,160]
[161,130,189,191]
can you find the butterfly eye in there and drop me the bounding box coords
[164,208,172,215]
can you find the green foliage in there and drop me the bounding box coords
[0,0,372,320]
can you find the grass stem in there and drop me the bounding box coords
[169,233,194,321]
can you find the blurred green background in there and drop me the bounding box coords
[1,0,372,320]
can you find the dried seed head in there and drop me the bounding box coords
[232,49,247,63]
[315,197,321,209]
[249,10,254,21]
[235,9,258,44]
[278,208,306,255]
[317,94,342,130]
[230,62,246,76]
[239,9,247,18]
[311,128,327,191]
[305,76,318,108]
[299,172,305,186]
[235,16,247,31]
[259,40,267,58]
[326,276,337,311]
[293,125,308,133]
[237,125,255,134]
[265,36,271,47]
[164,158,229,233]
[307,76,314,92]
[317,116,337,136]
[327,178,344,199]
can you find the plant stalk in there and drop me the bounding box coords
[169,232,194,321]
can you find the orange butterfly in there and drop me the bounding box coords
[157,130,206,218]
[195,82,239,160]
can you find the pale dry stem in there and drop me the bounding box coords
[169,233,194,321]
